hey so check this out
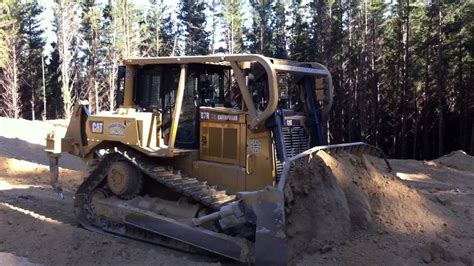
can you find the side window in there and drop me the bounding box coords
[149,74,161,107]
[116,66,126,108]
[194,68,232,108]
[134,67,162,109]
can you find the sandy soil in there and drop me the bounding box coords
[0,117,473,265]
[286,151,474,265]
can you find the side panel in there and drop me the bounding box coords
[86,112,154,148]
[245,128,275,191]
[200,122,242,165]
[195,107,247,193]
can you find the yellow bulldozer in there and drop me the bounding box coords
[45,54,389,264]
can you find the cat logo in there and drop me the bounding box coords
[90,121,104,134]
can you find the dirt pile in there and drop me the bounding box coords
[434,150,474,172]
[285,150,472,265]
[284,152,351,259]
[0,117,86,171]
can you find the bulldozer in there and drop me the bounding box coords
[45,54,390,264]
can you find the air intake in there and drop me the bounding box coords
[275,124,309,178]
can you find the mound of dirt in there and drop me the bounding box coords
[434,150,474,172]
[285,151,461,264]
[0,117,86,171]
[284,153,351,260]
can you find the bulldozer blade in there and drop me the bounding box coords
[92,197,254,263]
[239,187,287,265]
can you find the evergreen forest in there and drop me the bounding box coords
[0,0,473,159]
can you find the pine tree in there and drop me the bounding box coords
[46,42,63,119]
[209,0,222,54]
[178,0,210,55]
[288,0,311,61]
[248,0,273,55]
[269,0,287,58]
[0,0,21,118]
[222,0,244,54]
[18,0,45,120]
[140,1,175,57]
[80,0,102,113]
[102,0,142,110]
[0,2,13,68]
[54,0,80,118]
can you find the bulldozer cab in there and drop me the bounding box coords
[129,63,235,149]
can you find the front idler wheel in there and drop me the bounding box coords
[107,161,143,199]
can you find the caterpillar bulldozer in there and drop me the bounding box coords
[45,54,389,264]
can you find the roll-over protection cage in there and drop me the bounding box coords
[123,54,334,132]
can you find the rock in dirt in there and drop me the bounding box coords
[0,252,38,266]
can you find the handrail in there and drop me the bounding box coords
[168,64,187,148]
[306,62,333,115]
[224,54,278,130]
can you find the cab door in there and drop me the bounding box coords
[245,125,275,191]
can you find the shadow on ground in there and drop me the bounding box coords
[0,136,86,171]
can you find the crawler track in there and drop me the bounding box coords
[74,147,237,253]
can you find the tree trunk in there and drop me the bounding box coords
[400,0,410,158]
[436,2,445,156]
[42,56,46,120]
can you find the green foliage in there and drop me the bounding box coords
[0,0,472,158]
[18,0,45,120]
[46,42,63,119]
[140,1,176,57]
[222,0,244,53]
[289,0,311,61]
[178,0,210,55]
[0,1,15,68]
[247,0,273,55]
[269,0,287,58]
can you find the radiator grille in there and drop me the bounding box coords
[276,126,309,178]
[202,126,238,161]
